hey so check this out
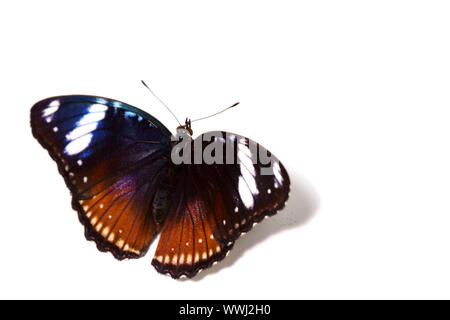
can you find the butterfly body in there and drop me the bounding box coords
[31,95,290,278]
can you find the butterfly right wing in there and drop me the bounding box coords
[152,131,290,278]
[31,95,173,259]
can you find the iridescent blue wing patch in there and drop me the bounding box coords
[31,95,173,259]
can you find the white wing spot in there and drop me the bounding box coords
[234,207,239,213]
[77,112,106,126]
[267,188,272,194]
[198,238,203,244]
[64,134,93,155]
[223,220,226,225]
[238,176,254,209]
[43,101,60,116]
[99,204,104,209]
[77,159,83,166]
[83,176,88,183]
[53,127,58,132]
[89,104,108,112]
[273,161,283,185]
[49,100,60,108]
[66,123,98,141]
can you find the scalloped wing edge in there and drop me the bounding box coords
[30,104,157,261]
[150,187,290,279]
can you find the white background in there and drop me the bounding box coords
[1,0,450,299]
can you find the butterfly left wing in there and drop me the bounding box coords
[31,95,173,260]
[152,131,290,278]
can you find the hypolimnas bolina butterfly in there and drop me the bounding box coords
[30,93,290,278]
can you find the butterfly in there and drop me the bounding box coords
[30,93,290,279]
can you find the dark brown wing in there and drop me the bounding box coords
[152,131,290,278]
[152,165,233,278]
[30,96,173,260]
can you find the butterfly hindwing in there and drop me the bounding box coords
[152,131,290,278]
[31,95,173,259]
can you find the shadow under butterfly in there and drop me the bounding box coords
[30,89,300,279]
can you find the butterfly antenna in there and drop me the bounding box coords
[141,80,182,126]
[191,102,240,123]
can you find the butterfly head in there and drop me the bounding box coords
[177,118,193,136]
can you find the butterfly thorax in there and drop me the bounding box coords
[176,118,193,136]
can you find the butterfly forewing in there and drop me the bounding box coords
[31,96,173,259]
